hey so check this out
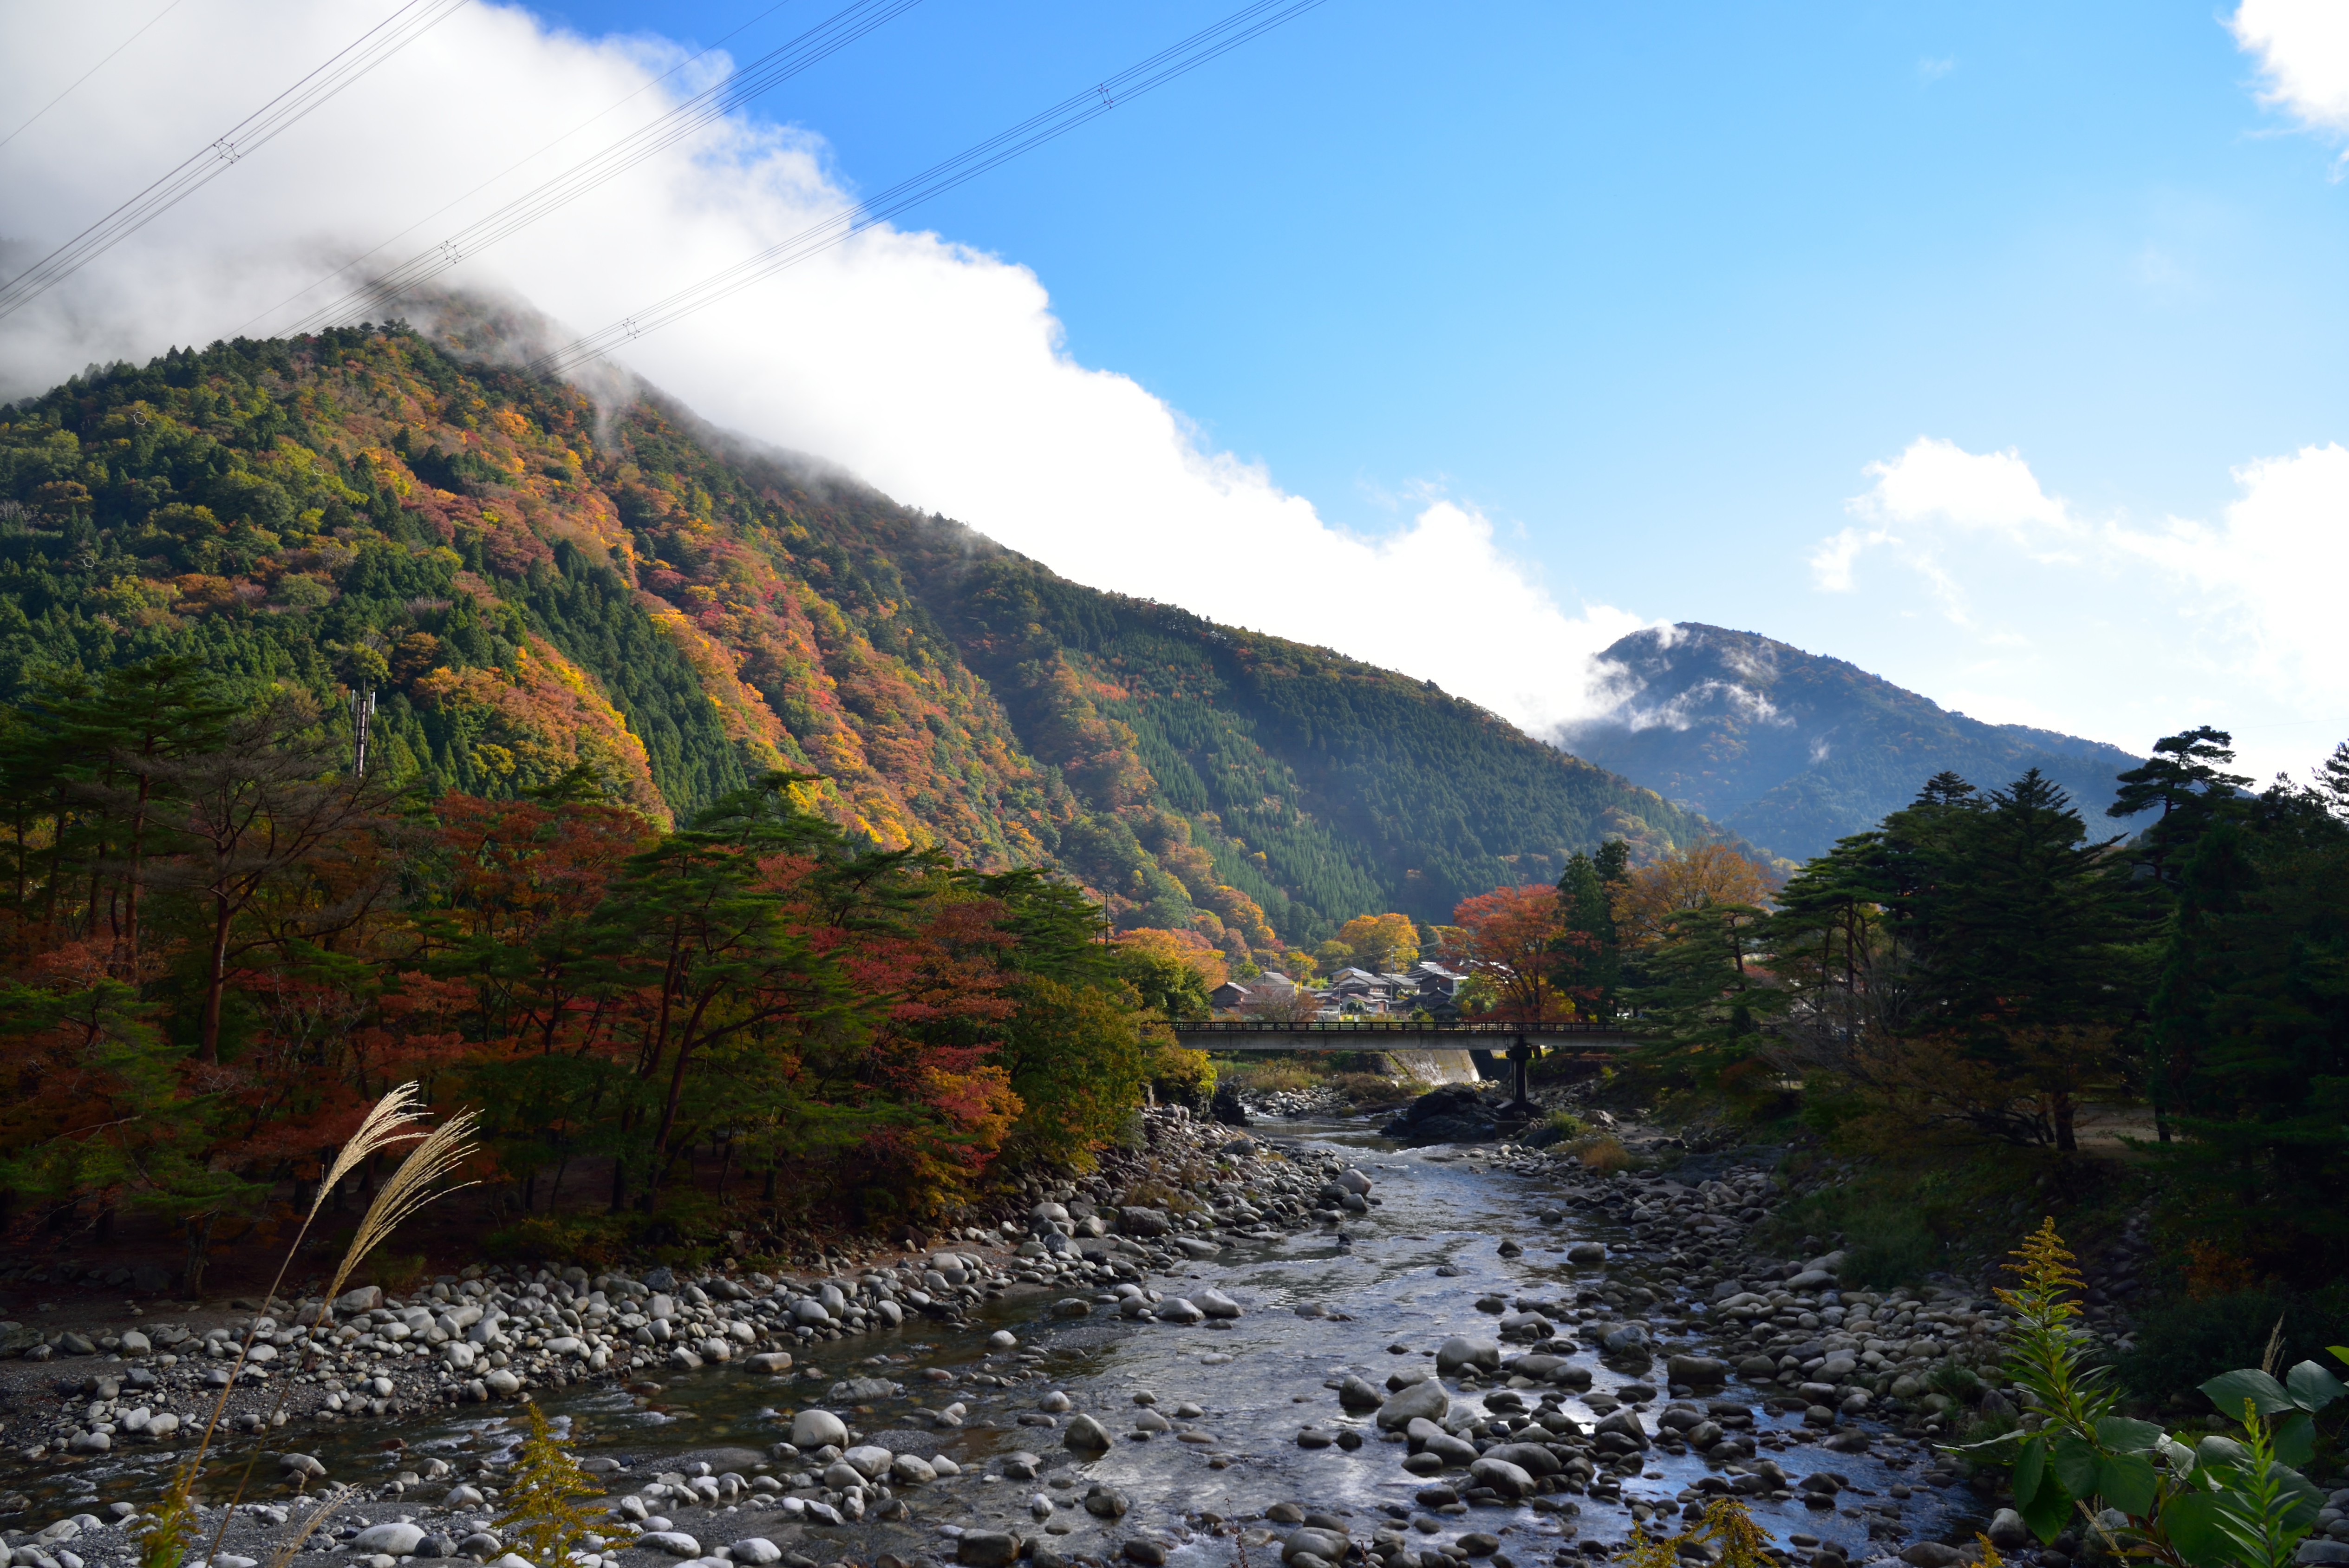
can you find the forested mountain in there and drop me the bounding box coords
[0,324,1727,965]
[1561,622,2145,860]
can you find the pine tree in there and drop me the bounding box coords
[2152,783,2349,1275]
[2108,725,2250,885]
[1624,901,1778,1070]
[1914,770,2155,1150]
[1553,839,1628,1019]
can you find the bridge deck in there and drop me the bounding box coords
[1170,1020,1637,1052]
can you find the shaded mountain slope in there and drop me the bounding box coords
[0,324,1730,963]
[1560,622,2145,860]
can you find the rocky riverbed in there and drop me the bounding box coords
[0,1098,2051,1568]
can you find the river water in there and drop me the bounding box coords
[4,1117,1986,1566]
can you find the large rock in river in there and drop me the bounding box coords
[1436,1335,1501,1374]
[1380,1085,1499,1145]
[1376,1379,1449,1430]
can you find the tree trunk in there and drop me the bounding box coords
[199,900,234,1064]
[120,767,154,977]
[2053,1091,2078,1153]
[609,1157,628,1216]
[648,1030,701,1191]
[183,1212,217,1296]
[2151,1044,2173,1143]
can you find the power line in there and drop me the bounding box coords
[238,0,813,337]
[529,0,1332,379]
[0,0,196,156]
[280,0,924,335]
[0,0,474,323]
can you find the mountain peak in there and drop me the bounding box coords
[1564,621,2143,859]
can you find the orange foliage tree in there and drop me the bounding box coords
[1116,927,1230,993]
[1612,843,1776,948]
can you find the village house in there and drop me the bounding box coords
[1209,959,1468,1020]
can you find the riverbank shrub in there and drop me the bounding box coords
[1220,1059,1318,1095]
[2116,1282,2349,1406]
[1566,1132,1631,1172]
[1839,1198,1944,1288]
[1329,1071,1405,1105]
[1146,1044,1216,1110]
[1962,1220,2344,1568]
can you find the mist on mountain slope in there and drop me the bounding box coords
[0,0,1644,739]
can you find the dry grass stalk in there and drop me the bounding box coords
[187,1085,436,1455]
[258,1484,351,1568]
[174,1086,479,1568]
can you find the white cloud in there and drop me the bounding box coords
[2112,443,2349,705]
[2231,0,2349,137]
[1815,434,2349,782]
[0,0,1643,736]
[1820,436,2089,618]
[1851,436,2075,536]
[1808,524,1891,591]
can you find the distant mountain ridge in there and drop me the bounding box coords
[1560,623,2145,861]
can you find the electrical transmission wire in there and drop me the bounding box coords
[238,0,812,337]
[528,0,1331,380]
[0,0,475,324]
[0,0,196,155]
[280,0,924,334]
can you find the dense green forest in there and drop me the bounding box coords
[0,326,1731,965]
[1596,728,2349,1390]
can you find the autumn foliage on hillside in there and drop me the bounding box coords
[0,325,1748,987]
[0,661,1179,1285]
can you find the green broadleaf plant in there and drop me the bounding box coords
[1952,1221,2340,1568]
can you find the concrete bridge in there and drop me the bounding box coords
[1169,1020,1639,1111]
[1168,1020,1638,1051]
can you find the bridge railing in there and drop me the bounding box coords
[1169,1020,1630,1036]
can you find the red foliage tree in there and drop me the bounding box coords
[1449,883,1571,1020]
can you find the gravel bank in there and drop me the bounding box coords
[0,1095,2055,1568]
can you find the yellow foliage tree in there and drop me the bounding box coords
[1337,912,1420,972]
[1116,927,1229,992]
[1612,843,1775,947]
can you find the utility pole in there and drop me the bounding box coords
[350,687,376,776]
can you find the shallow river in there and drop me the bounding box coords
[7,1117,1986,1565]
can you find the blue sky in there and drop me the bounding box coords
[8,0,2349,781]
[530,0,2349,770]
